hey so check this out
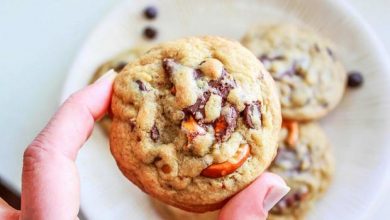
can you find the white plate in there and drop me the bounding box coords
[61,0,390,219]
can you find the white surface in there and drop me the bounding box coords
[0,0,389,219]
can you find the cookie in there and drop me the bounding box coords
[91,46,151,133]
[151,198,219,220]
[268,121,334,220]
[241,24,346,121]
[110,36,281,212]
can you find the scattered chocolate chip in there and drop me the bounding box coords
[143,6,158,19]
[135,80,148,91]
[214,106,238,142]
[114,61,127,72]
[347,71,364,88]
[143,26,158,39]
[162,58,175,76]
[150,124,159,141]
[242,101,261,129]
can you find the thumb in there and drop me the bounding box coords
[219,172,289,220]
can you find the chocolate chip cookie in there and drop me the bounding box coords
[268,121,334,220]
[110,36,282,212]
[151,198,219,220]
[241,24,346,121]
[91,46,151,133]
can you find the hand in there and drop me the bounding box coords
[0,70,288,220]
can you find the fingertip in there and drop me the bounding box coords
[219,172,289,220]
[95,69,117,83]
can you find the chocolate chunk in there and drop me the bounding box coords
[273,147,301,171]
[214,106,238,142]
[242,101,261,129]
[184,97,203,115]
[294,192,303,201]
[135,80,148,91]
[143,6,158,19]
[162,58,175,76]
[285,195,295,208]
[114,61,127,72]
[274,61,297,80]
[143,26,158,39]
[150,124,159,141]
[183,91,211,120]
[208,69,236,99]
[347,71,364,88]
[193,69,202,79]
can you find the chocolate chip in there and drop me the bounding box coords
[135,80,148,91]
[184,97,203,115]
[274,61,297,80]
[258,54,284,63]
[208,69,236,99]
[143,6,158,19]
[143,26,158,39]
[150,124,159,141]
[193,69,202,79]
[162,58,175,76]
[214,106,238,142]
[170,86,176,95]
[114,61,127,72]
[285,195,295,208]
[273,147,301,171]
[347,71,364,88]
[326,47,337,61]
[183,92,211,120]
[242,101,261,129]
[294,192,303,201]
[326,47,333,57]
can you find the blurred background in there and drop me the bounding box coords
[0,0,389,219]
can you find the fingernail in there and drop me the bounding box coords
[263,181,290,211]
[96,69,117,83]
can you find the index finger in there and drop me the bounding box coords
[21,70,116,220]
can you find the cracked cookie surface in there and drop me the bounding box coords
[268,121,334,220]
[241,24,346,121]
[110,36,281,212]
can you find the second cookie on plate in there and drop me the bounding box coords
[110,36,282,212]
[241,24,347,121]
[268,121,334,220]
